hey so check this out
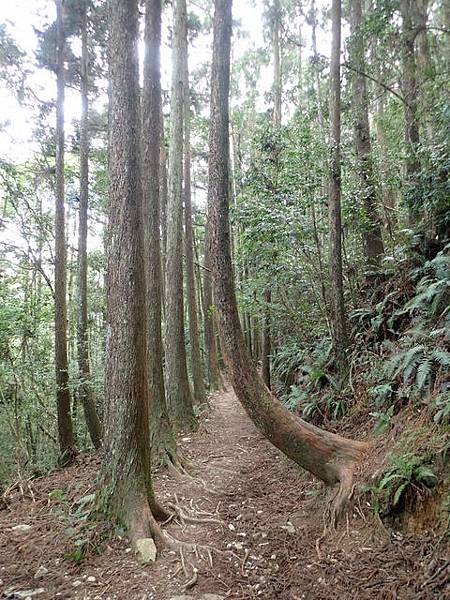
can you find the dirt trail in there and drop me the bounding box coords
[1,388,449,599]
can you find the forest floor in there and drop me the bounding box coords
[1,387,449,600]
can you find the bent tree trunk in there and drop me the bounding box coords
[97,0,166,545]
[207,0,368,517]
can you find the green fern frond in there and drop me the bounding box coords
[429,328,446,339]
[416,359,432,390]
[398,345,426,380]
[430,281,449,315]
[384,352,404,377]
[393,482,409,506]
[430,349,450,368]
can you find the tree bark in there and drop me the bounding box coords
[207,0,368,520]
[272,0,282,126]
[400,0,421,223]
[182,37,206,405]
[203,223,222,391]
[160,110,168,309]
[261,0,282,390]
[165,0,195,428]
[77,0,102,450]
[349,0,384,265]
[97,0,166,542]
[142,0,176,460]
[55,0,76,464]
[329,0,348,374]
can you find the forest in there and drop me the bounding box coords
[0,0,449,598]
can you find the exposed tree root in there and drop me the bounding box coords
[149,495,171,522]
[327,467,357,528]
[166,460,220,495]
[167,501,224,527]
[124,492,226,594]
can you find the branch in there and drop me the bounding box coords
[342,62,411,108]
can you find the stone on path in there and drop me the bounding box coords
[135,538,157,564]
[33,566,48,579]
[11,524,32,533]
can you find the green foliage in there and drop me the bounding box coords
[433,392,450,424]
[371,453,439,515]
[49,488,101,564]
[370,404,395,434]
[275,339,348,423]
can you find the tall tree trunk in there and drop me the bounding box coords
[142,0,176,461]
[262,0,282,390]
[207,0,368,521]
[328,0,348,374]
[165,0,195,428]
[55,0,76,464]
[349,0,384,265]
[77,0,102,449]
[400,0,421,223]
[272,0,282,126]
[160,111,168,310]
[203,223,222,391]
[376,95,397,237]
[297,17,303,110]
[309,0,325,132]
[415,0,434,141]
[97,0,166,544]
[182,39,206,405]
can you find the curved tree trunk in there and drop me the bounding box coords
[165,0,195,428]
[97,0,166,546]
[77,0,102,449]
[142,0,177,461]
[55,0,76,465]
[207,0,368,519]
[349,0,384,265]
[182,41,206,405]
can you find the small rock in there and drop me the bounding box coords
[86,576,96,583]
[135,538,157,564]
[11,590,45,599]
[12,524,32,533]
[72,580,83,587]
[280,521,296,535]
[34,566,48,579]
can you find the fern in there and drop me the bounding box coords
[401,345,425,382]
[433,392,450,423]
[430,349,450,368]
[416,359,432,390]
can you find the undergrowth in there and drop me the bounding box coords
[274,241,450,528]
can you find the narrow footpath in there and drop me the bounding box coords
[1,388,448,599]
